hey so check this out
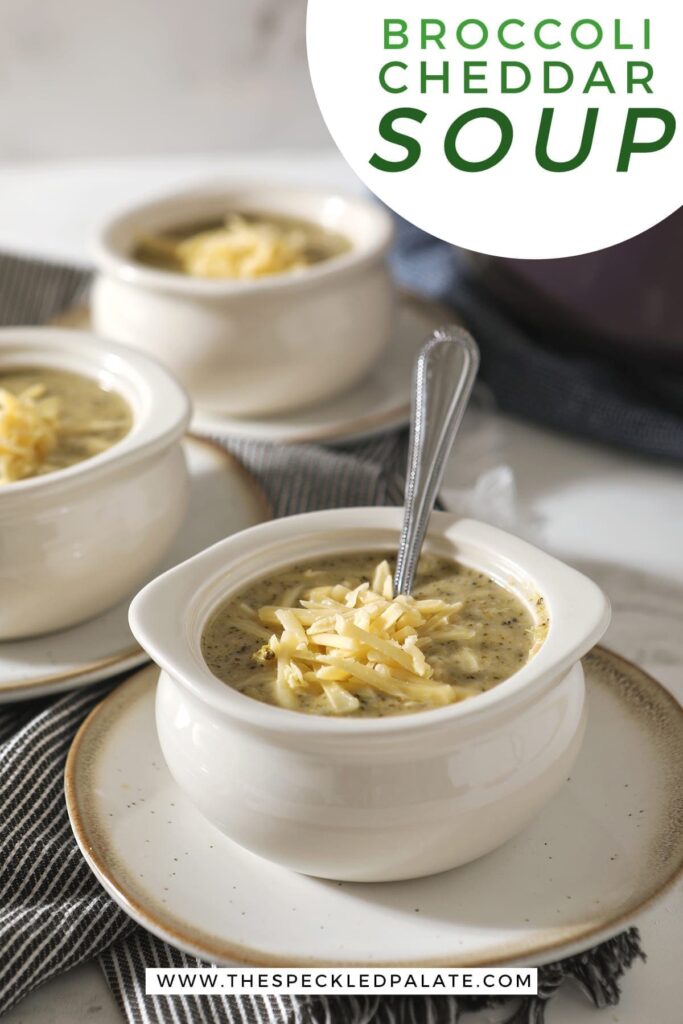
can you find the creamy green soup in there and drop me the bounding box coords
[0,367,132,484]
[134,211,350,280]
[202,551,547,719]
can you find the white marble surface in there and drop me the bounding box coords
[1,153,682,1024]
[0,0,325,159]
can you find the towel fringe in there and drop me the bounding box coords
[290,929,644,1024]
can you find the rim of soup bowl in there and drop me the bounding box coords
[91,182,395,299]
[129,508,611,739]
[0,327,191,503]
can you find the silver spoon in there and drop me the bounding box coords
[394,326,480,597]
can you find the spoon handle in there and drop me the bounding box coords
[394,326,480,597]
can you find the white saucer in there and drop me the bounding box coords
[66,647,683,967]
[0,437,269,703]
[192,292,458,445]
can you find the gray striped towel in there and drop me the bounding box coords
[0,252,644,1023]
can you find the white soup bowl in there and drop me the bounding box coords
[129,508,610,882]
[0,328,191,639]
[91,184,395,416]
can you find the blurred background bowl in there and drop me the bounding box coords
[91,183,395,416]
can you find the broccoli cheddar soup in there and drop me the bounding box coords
[134,212,350,281]
[201,552,548,719]
[0,367,132,485]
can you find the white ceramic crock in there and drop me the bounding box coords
[129,508,610,883]
[0,328,191,640]
[91,184,395,416]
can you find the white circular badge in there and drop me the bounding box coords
[307,0,683,258]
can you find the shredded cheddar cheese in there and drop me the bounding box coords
[0,385,60,484]
[177,216,311,279]
[137,215,320,280]
[247,559,476,715]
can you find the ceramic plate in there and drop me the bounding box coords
[0,437,269,703]
[66,647,683,967]
[53,293,458,445]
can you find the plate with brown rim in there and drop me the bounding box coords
[0,436,270,703]
[65,646,683,967]
[52,291,460,446]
